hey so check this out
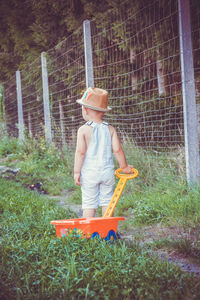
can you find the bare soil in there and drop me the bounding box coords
[120,224,200,278]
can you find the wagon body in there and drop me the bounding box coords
[50,217,125,239]
[51,168,138,240]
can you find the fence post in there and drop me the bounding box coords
[178,0,200,185]
[0,85,3,121]
[41,52,52,142]
[83,20,94,88]
[0,85,6,135]
[71,116,76,147]
[59,100,66,147]
[16,70,25,141]
[28,112,32,138]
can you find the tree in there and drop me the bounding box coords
[0,0,125,82]
[0,0,85,81]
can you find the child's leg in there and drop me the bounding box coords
[100,173,115,217]
[81,171,98,218]
[83,208,95,218]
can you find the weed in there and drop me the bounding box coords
[0,136,23,158]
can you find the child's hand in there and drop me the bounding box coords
[74,173,81,186]
[121,165,133,174]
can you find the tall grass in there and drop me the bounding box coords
[115,145,200,228]
[1,136,200,228]
[1,178,200,299]
[0,136,75,194]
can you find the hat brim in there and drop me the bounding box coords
[76,99,112,112]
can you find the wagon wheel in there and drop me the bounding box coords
[105,230,117,241]
[91,232,100,239]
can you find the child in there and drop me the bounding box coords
[74,87,133,218]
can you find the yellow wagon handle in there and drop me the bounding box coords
[115,168,138,180]
[103,167,139,217]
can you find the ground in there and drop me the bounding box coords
[1,162,200,279]
[47,191,200,279]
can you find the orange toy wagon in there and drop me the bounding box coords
[51,168,138,240]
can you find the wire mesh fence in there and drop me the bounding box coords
[191,0,200,141]
[2,0,200,181]
[20,56,44,139]
[46,25,85,147]
[4,75,18,137]
[91,0,183,150]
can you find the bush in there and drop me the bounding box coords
[0,136,23,157]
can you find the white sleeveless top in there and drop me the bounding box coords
[81,121,114,171]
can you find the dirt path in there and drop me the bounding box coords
[47,191,82,217]
[120,226,200,278]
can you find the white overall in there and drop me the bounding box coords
[81,121,115,209]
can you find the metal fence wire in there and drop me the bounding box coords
[90,0,183,149]
[46,25,85,146]
[20,56,44,139]
[4,74,18,137]
[2,0,200,182]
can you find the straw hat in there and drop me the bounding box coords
[76,87,111,112]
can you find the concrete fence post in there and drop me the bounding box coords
[16,70,25,141]
[28,112,32,138]
[83,20,94,88]
[41,52,52,142]
[59,100,66,147]
[71,115,76,147]
[178,0,200,185]
[0,85,7,135]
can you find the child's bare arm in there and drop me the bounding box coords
[111,126,133,173]
[74,126,87,185]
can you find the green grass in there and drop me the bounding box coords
[113,145,200,229]
[1,137,200,298]
[147,235,200,260]
[1,178,200,299]
[0,136,76,195]
[117,175,200,227]
[0,135,24,157]
[1,136,200,227]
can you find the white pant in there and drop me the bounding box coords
[81,167,115,209]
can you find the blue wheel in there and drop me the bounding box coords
[105,230,117,241]
[91,232,100,239]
